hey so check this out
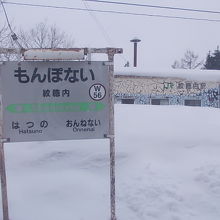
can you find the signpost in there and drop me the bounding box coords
[0,47,122,220]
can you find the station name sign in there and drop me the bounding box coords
[0,61,110,142]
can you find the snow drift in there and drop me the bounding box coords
[1,104,220,220]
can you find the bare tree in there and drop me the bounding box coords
[18,22,74,49]
[0,21,74,60]
[172,50,203,69]
[0,23,18,60]
[0,24,9,45]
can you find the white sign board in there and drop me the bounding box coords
[0,61,110,142]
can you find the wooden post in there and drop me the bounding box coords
[0,141,9,220]
[0,92,10,220]
[107,49,116,220]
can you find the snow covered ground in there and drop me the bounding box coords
[1,104,220,220]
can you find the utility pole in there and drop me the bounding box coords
[130,38,141,67]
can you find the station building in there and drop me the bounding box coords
[114,68,220,108]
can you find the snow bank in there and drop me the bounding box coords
[115,67,220,82]
[1,105,220,220]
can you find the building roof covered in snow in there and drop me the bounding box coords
[114,67,220,82]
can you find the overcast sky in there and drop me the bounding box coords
[1,0,220,69]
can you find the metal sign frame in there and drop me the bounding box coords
[0,47,123,220]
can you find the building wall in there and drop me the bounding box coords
[114,75,220,108]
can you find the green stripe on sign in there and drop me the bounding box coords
[6,102,105,113]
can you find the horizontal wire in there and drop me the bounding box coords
[84,0,220,15]
[2,1,220,23]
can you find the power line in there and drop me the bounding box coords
[0,0,23,48]
[82,0,128,63]
[1,0,14,33]
[2,1,220,23]
[82,0,114,46]
[84,0,220,15]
